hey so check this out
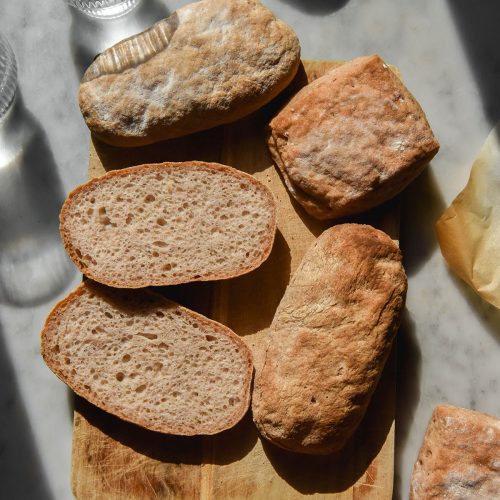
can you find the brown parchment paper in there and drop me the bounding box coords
[436,124,500,308]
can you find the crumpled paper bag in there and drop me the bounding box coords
[436,124,500,308]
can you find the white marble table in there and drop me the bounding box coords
[1,1,499,498]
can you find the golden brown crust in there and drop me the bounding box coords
[79,0,300,147]
[410,404,500,499]
[59,161,277,288]
[252,224,407,454]
[41,281,254,435]
[267,54,440,220]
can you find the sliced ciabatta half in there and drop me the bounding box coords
[60,162,276,288]
[41,281,253,435]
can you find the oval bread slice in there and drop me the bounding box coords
[41,281,253,435]
[252,224,407,454]
[60,162,276,288]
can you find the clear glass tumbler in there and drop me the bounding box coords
[65,0,141,19]
[0,35,17,120]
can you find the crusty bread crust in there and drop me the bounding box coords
[410,404,500,499]
[267,54,440,220]
[60,161,277,288]
[79,0,300,147]
[41,281,253,435]
[252,224,407,454]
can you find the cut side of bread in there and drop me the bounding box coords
[60,162,276,288]
[41,281,253,435]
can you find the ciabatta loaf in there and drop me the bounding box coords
[79,0,300,146]
[267,55,439,220]
[60,162,276,288]
[41,281,253,435]
[252,224,407,454]
[411,405,500,499]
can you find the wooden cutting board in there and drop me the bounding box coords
[72,60,398,499]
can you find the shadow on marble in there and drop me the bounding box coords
[448,2,500,127]
[69,0,169,78]
[0,94,75,307]
[393,310,421,500]
[0,323,54,500]
[278,0,349,15]
[399,166,446,277]
[447,268,500,346]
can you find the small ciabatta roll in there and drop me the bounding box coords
[411,405,500,499]
[41,281,253,435]
[60,162,276,288]
[252,224,407,454]
[267,54,439,220]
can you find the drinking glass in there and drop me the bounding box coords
[0,35,17,121]
[65,0,141,19]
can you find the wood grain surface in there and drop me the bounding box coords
[72,60,399,499]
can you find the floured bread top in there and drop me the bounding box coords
[268,54,439,220]
[253,224,407,454]
[60,162,276,288]
[411,405,500,499]
[79,0,300,146]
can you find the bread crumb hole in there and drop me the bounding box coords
[144,194,155,202]
[100,216,111,225]
[138,332,158,340]
[86,208,93,216]
[153,241,167,247]
[53,345,60,353]
[205,335,216,341]
[163,263,172,271]
[157,217,167,226]
[122,354,131,362]
[116,372,124,381]
[125,214,133,224]
[311,396,316,403]
[152,251,159,257]
[104,312,113,318]
[229,397,235,406]
[136,384,147,393]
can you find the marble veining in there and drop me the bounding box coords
[1,1,499,499]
